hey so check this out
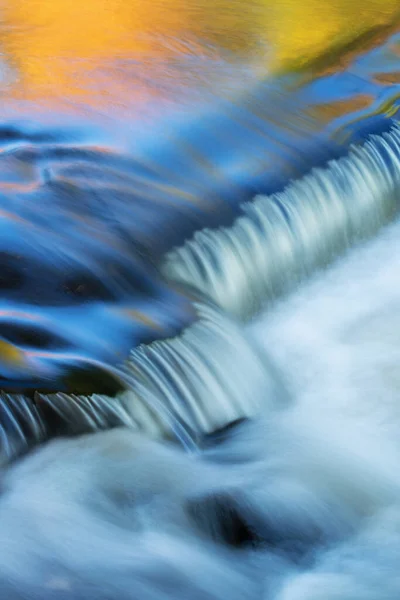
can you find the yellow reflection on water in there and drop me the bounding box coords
[268,0,400,72]
[1,0,192,104]
[1,0,400,107]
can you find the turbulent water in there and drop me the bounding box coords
[0,124,400,598]
[3,200,400,598]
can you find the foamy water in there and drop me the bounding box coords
[250,215,400,599]
[2,168,400,597]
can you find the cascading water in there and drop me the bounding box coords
[0,124,400,598]
[0,302,288,459]
[1,5,400,597]
[118,302,288,439]
[3,206,400,598]
[164,125,400,319]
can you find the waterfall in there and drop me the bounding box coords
[118,303,288,440]
[0,304,288,459]
[163,125,400,319]
[4,126,400,457]
[1,124,400,599]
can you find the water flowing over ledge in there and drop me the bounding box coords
[4,124,400,458]
[1,125,400,599]
[0,304,288,460]
[163,125,400,319]
[4,211,400,598]
[120,303,288,441]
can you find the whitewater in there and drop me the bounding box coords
[1,126,400,598]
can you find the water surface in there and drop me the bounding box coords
[0,0,399,391]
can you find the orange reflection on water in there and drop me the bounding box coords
[374,72,400,85]
[1,0,400,115]
[0,0,268,115]
[305,95,374,125]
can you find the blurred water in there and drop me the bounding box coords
[0,2,400,598]
[4,212,400,598]
[0,3,400,389]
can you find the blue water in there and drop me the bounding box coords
[0,30,399,393]
[0,13,400,600]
